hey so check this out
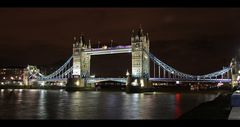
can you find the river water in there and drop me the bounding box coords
[0,89,218,119]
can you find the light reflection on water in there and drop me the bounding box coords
[0,89,217,119]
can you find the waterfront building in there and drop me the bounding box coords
[0,68,24,85]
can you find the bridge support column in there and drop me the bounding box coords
[66,76,87,91]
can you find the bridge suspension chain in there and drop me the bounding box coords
[147,51,196,79]
[146,50,231,80]
[35,56,73,80]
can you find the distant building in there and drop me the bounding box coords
[0,68,24,85]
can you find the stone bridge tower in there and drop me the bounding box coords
[230,57,240,88]
[71,34,91,88]
[130,26,150,88]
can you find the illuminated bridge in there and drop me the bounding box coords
[25,27,240,88]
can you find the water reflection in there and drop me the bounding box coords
[175,93,181,118]
[38,90,47,119]
[0,89,217,119]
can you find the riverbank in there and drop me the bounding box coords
[0,85,232,94]
[178,91,232,119]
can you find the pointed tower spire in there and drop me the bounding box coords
[80,34,83,47]
[73,36,77,46]
[146,32,149,40]
[138,24,144,37]
[80,34,83,43]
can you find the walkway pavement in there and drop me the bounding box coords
[228,89,240,120]
[228,107,240,120]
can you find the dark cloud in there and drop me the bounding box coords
[0,8,240,76]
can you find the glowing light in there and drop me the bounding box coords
[3,77,5,80]
[40,82,45,86]
[144,55,148,59]
[19,82,23,86]
[176,81,180,84]
[131,79,138,86]
[126,70,129,76]
[140,79,144,87]
[102,45,107,49]
[238,70,240,74]
[90,75,95,78]
[10,77,14,80]
[59,82,63,86]
[235,90,240,93]
[217,82,223,87]
[76,80,80,86]
[1,82,4,85]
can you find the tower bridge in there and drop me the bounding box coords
[24,26,240,90]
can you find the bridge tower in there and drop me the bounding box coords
[130,26,150,88]
[23,67,29,85]
[71,34,91,88]
[230,57,240,88]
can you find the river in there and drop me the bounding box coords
[0,89,218,119]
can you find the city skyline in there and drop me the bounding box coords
[0,8,240,76]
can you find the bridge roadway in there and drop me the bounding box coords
[34,77,231,83]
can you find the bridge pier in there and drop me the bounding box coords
[126,73,143,93]
[66,76,87,91]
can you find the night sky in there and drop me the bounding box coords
[0,8,240,77]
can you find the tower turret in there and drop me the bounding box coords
[80,34,85,47]
[88,40,91,49]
